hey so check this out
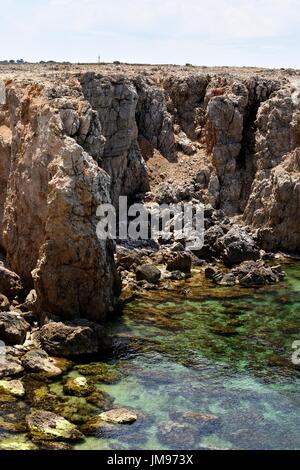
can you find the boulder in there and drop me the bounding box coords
[99,408,138,425]
[22,349,62,377]
[0,266,23,299]
[136,264,161,284]
[37,320,110,357]
[0,355,23,379]
[0,379,25,397]
[166,252,192,273]
[217,227,260,266]
[63,376,96,397]
[26,410,83,442]
[232,261,285,287]
[0,312,30,345]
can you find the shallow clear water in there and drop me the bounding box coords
[1,263,300,450]
[75,262,300,450]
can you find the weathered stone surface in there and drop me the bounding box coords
[99,408,138,425]
[216,227,260,266]
[0,379,25,397]
[81,73,149,203]
[166,252,192,273]
[26,410,83,441]
[135,76,175,161]
[0,266,23,299]
[232,261,285,287]
[22,349,62,377]
[0,312,30,345]
[37,320,110,357]
[0,79,120,323]
[136,264,161,284]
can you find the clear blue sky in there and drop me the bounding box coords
[1,0,299,68]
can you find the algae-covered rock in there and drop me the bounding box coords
[0,379,25,397]
[56,398,98,425]
[26,410,83,442]
[86,390,114,410]
[74,362,121,384]
[63,376,96,397]
[99,408,138,425]
[0,437,38,451]
[0,417,27,433]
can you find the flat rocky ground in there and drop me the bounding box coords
[1,63,300,81]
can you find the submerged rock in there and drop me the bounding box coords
[99,408,138,424]
[63,376,96,397]
[0,437,38,451]
[26,410,83,442]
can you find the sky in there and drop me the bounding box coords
[0,0,299,68]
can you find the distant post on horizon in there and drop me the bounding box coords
[0,80,6,105]
[98,55,101,64]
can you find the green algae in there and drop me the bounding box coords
[1,261,300,450]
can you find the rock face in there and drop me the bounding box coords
[81,73,149,203]
[0,77,120,322]
[0,65,300,330]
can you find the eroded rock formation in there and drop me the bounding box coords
[0,64,299,327]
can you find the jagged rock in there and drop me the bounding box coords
[136,264,161,284]
[0,351,24,379]
[135,76,175,161]
[26,410,83,441]
[217,227,260,266]
[0,312,30,345]
[244,86,300,251]
[37,320,110,357]
[232,261,285,287]
[81,73,149,202]
[0,379,25,397]
[195,224,225,259]
[1,80,120,323]
[99,408,138,425]
[0,266,23,299]
[166,252,192,273]
[116,247,143,271]
[22,349,62,377]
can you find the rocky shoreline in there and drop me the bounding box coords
[0,64,300,449]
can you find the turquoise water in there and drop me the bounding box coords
[1,263,300,450]
[75,262,300,450]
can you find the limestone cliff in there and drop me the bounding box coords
[0,64,300,321]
